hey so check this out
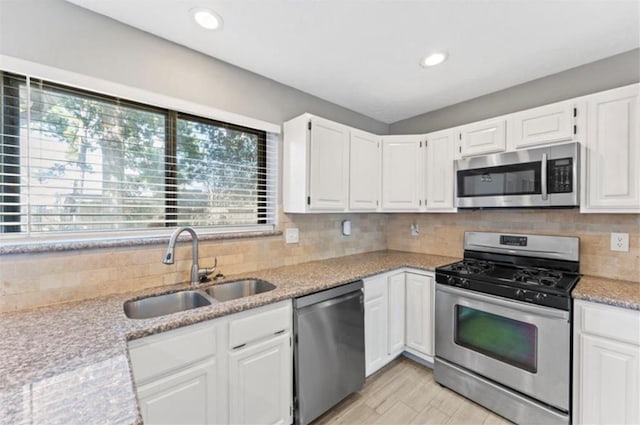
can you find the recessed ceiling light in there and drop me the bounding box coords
[420,52,448,67]
[191,7,223,30]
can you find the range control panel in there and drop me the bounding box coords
[500,235,527,246]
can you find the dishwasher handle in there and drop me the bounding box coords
[294,280,363,309]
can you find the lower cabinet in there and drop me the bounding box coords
[229,334,292,425]
[573,300,640,424]
[137,358,218,425]
[404,272,434,359]
[128,300,292,425]
[364,269,435,376]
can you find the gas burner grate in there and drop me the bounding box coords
[450,260,495,275]
[513,268,564,287]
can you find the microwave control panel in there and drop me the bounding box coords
[548,158,573,193]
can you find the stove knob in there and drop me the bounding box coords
[515,289,525,299]
[535,293,547,303]
[460,278,470,288]
[447,276,456,285]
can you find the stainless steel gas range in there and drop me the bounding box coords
[434,231,580,425]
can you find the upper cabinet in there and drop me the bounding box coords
[381,135,424,211]
[349,129,381,210]
[458,117,506,157]
[510,100,577,150]
[424,129,457,212]
[581,84,640,213]
[283,114,349,213]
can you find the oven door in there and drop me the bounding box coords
[435,284,570,411]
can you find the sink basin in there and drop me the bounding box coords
[124,290,211,319]
[205,279,276,302]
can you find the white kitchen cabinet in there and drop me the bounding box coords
[364,274,389,376]
[459,117,506,157]
[404,272,434,361]
[573,300,640,425]
[581,84,640,213]
[128,300,292,425]
[381,135,424,210]
[129,320,221,425]
[137,358,218,425]
[363,271,406,376]
[283,113,349,212]
[229,333,292,425]
[510,100,576,150]
[349,129,381,210]
[387,273,406,356]
[424,129,457,211]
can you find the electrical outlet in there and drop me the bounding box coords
[285,228,299,244]
[411,223,419,236]
[610,232,629,252]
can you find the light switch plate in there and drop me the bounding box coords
[610,232,629,252]
[285,228,299,244]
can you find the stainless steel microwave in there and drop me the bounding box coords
[455,142,579,208]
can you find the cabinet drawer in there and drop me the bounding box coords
[577,301,640,345]
[129,321,217,383]
[229,302,291,349]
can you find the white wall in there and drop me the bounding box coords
[389,48,640,134]
[0,0,389,134]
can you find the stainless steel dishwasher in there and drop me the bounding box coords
[293,280,365,425]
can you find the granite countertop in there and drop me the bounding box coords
[0,250,458,425]
[572,275,640,311]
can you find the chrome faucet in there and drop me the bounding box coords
[163,226,216,285]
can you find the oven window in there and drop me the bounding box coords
[455,305,537,373]
[457,161,541,197]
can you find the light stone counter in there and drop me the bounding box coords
[0,250,458,425]
[572,275,640,310]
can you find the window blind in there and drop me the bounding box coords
[0,72,277,238]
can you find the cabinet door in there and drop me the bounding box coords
[404,273,434,358]
[349,129,381,210]
[459,118,506,157]
[364,275,388,376]
[381,135,423,210]
[137,358,218,425]
[512,101,575,149]
[309,117,349,210]
[425,130,456,211]
[583,84,640,212]
[228,333,292,425]
[387,273,406,356]
[576,334,640,424]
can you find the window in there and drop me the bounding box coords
[0,72,276,239]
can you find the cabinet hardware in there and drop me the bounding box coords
[573,107,577,117]
[308,121,312,131]
[420,141,422,148]
[459,146,462,153]
[573,125,577,135]
[232,343,246,350]
[459,133,462,140]
[419,200,422,206]
[307,196,311,205]
[274,329,285,335]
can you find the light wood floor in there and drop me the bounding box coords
[312,356,513,425]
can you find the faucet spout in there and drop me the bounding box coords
[163,226,201,285]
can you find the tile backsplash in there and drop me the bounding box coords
[1,209,638,313]
[387,210,639,283]
[0,212,387,313]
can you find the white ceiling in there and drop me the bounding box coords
[66,0,640,124]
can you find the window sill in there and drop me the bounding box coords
[0,228,282,255]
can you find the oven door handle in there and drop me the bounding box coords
[436,284,570,320]
[541,153,548,200]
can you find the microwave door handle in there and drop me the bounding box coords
[541,153,548,200]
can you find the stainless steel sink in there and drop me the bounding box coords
[204,279,276,302]
[124,290,212,319]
